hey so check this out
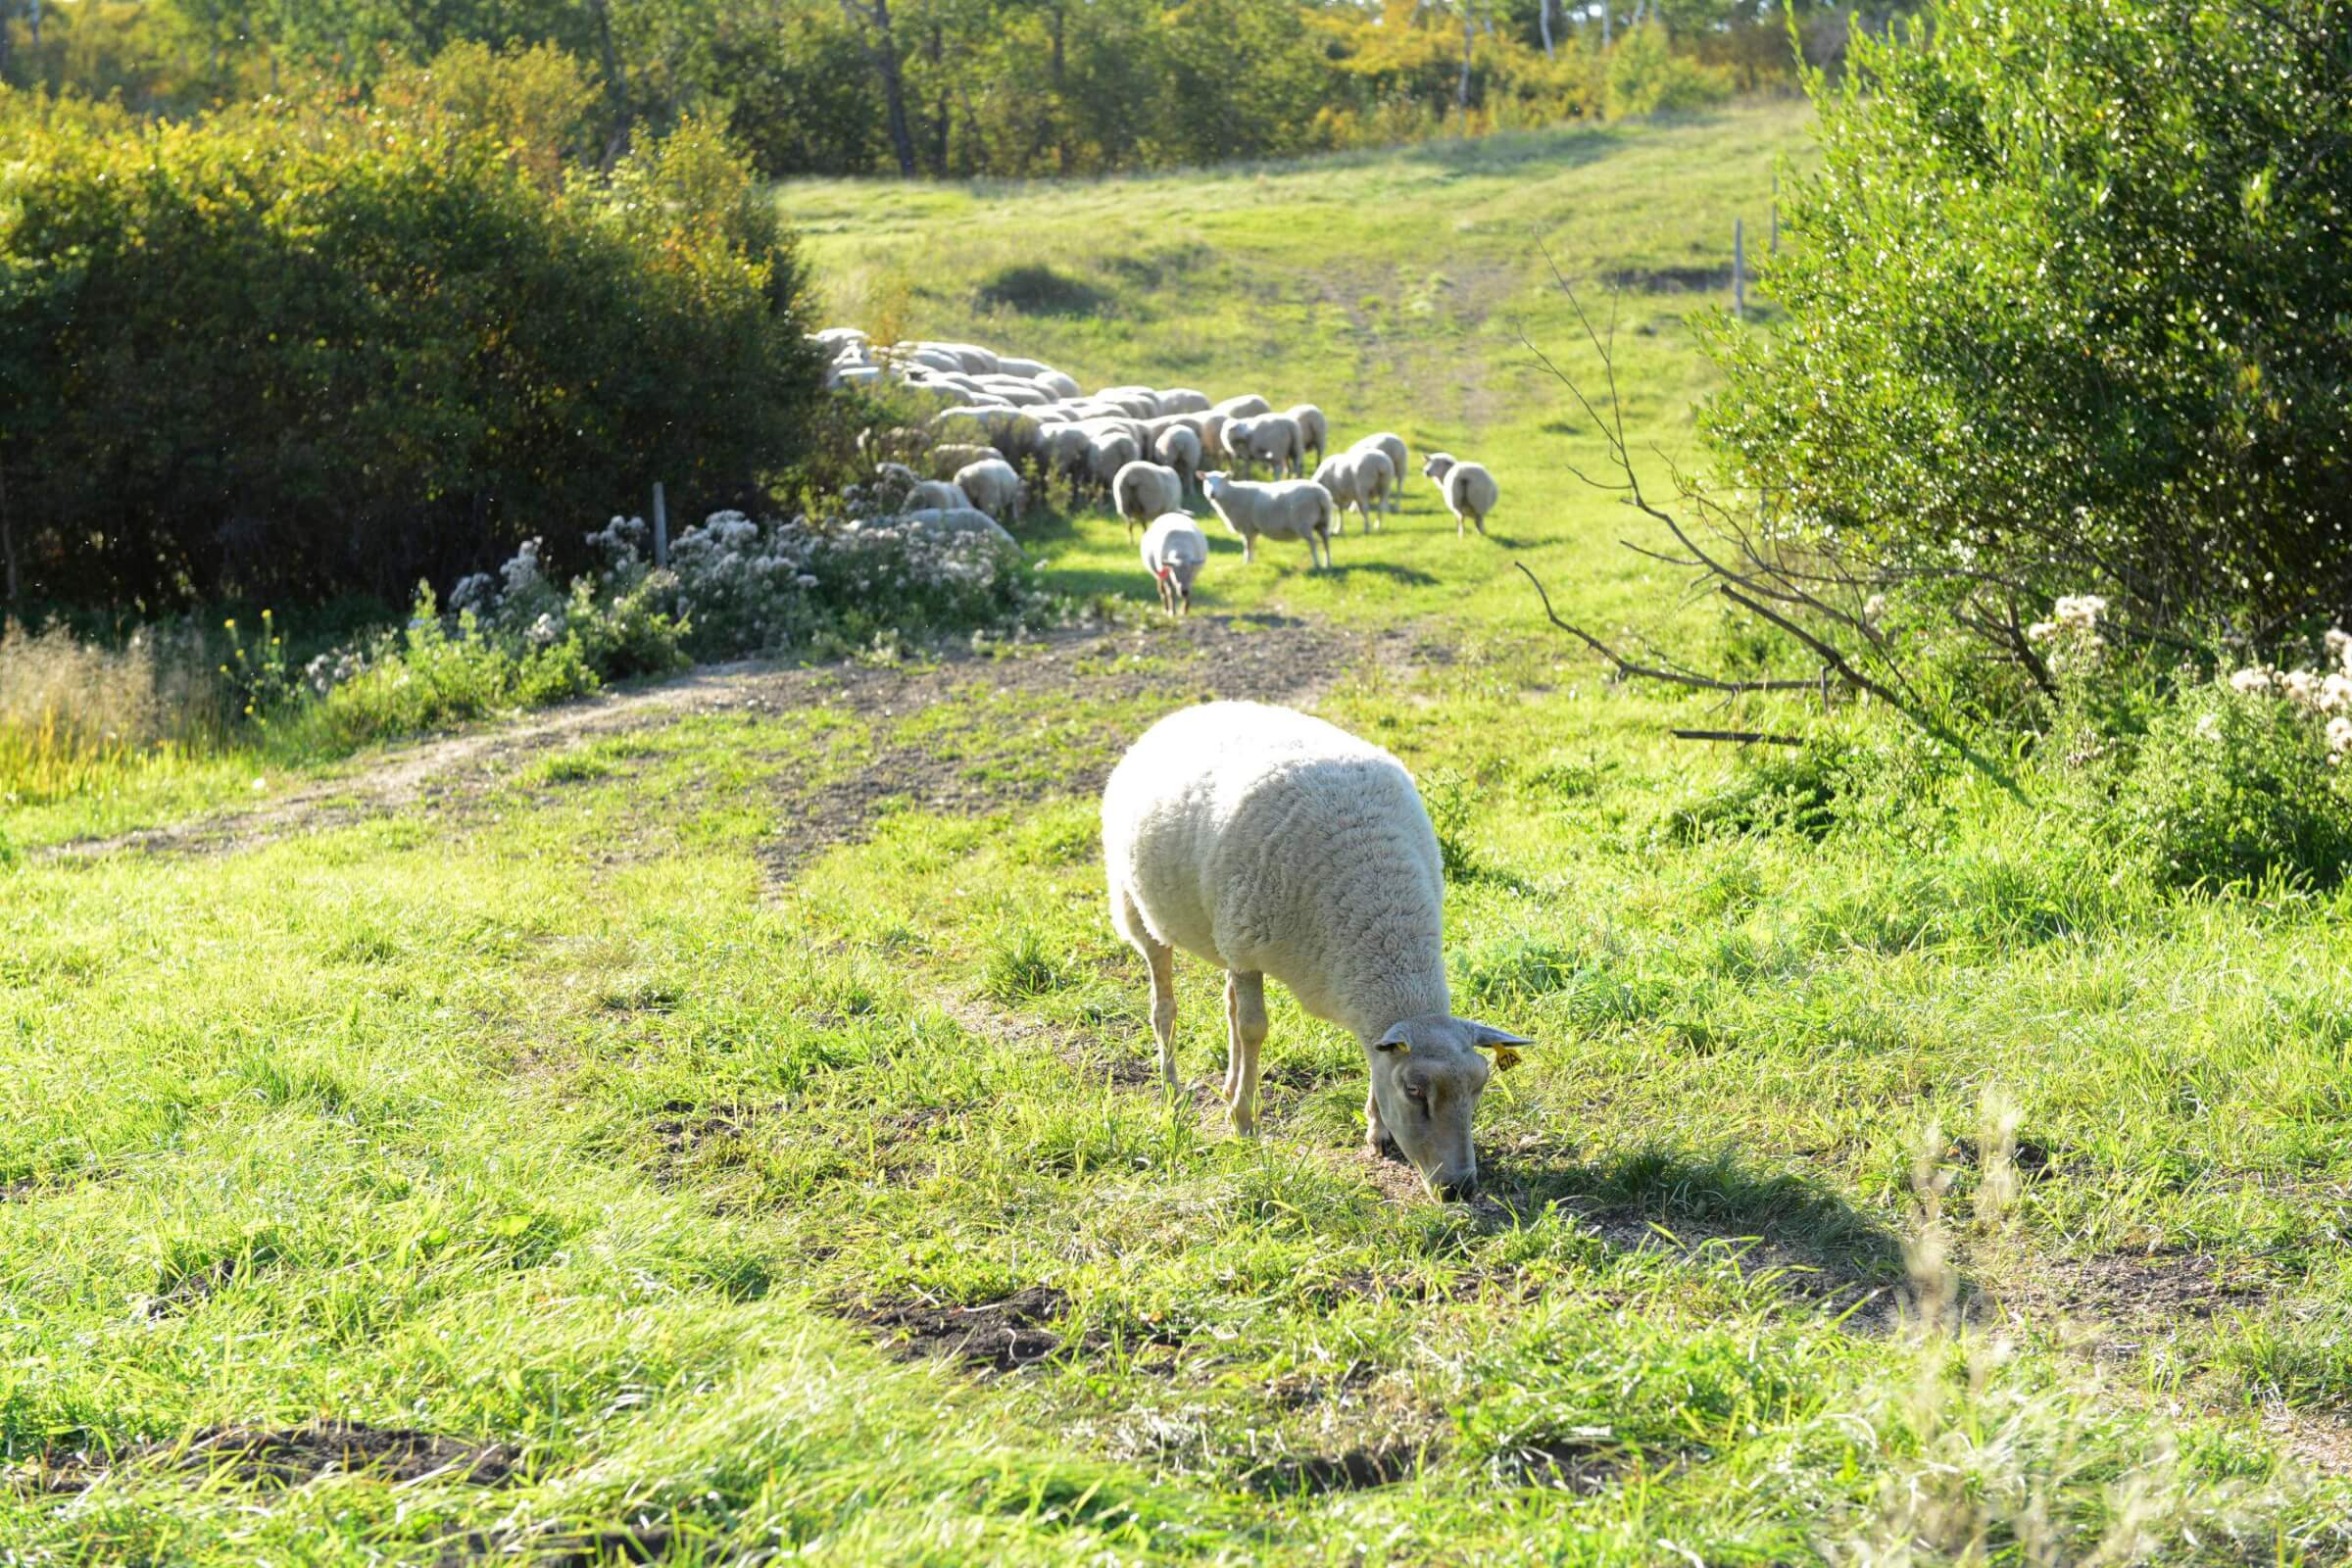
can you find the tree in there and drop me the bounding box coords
[841,0,919,174]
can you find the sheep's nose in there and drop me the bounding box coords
[1436,1173,1478,1202]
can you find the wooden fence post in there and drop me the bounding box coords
[652,481,669,567]
[1734,218,1745,320]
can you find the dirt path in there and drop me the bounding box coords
[39,612,1396,865]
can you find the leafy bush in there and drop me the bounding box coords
[0,82,824,610]
[1703,0,2352,647]
[1665,738,1865,843]
[1603,24,1731,120]
[2099,682,2352,895]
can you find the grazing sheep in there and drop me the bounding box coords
[1040,423,1096,486]
[1035,369,1082,400]
[1102,701,1531,1188]
[1154,424,1203,489]
[1312,446,1396,535]
[1421,454,1499,537]
[1114,460,1185,539]
[996,356,1052,378]
[905,478,970,513]
[858,425,930,466]
[928,341,1001,374]
[928,442,999,479]
[1211,393,1271,419]
[1139,512,1207,615]
[1156,389,1212,416]
[955,457,1027,522]
[1223,414,1304,478]
[1086,430,1143,497]
[1284,404,1328,466]
[1351,433,1410,514]
[1200,470,1332,569]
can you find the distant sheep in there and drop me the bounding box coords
[1421,454,1499,537]
[955,457,1027,522]
[1113,460,1185,539]
[887,507,1017,549]
[1223,414,1304,478]
[1284,404,1328,466]
[928,442,998,479]
[1351,433,1409,515]
[1156,389,1212,416]
[1211,393,1271,419]
[1086,430,1143,496]
[1312,447,1395,535]
[1200,470,1332,569]
[1101,700,1531,1188]
[905,478,970,513]
[1139,512,1208,615]
[1154,424,1203,489]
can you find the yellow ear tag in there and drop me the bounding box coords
[1493,1046,1522,1072]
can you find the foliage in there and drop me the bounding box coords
[1602,23,1732,119]
[1703,0,2352,660]
[0,74,825,611]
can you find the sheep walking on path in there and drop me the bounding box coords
[1113,460,1185,540]
[1422,453,1498,536]
[1311,447,1394,535]
[1102,702,1532,1196]
[1139,513,1207,615]
[1200,471,1332,569]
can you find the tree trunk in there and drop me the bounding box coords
[1538,0,1553,61]
[1457,1,1474,124]
[1601,0,1611,48]
[0,457,20,609]
[587,0,634,164]
[1051,2,1069,173]
[845,0,920,176]
[927,22,949,175]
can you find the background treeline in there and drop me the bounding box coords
[0,0,1885,177]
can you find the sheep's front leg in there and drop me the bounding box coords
[1365,1087,1399,1161]
[1143,937,1179,1089]
[1241,531,1256,564]
[1223,971,1267,1136]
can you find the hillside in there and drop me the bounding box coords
[9,107,2352,1566]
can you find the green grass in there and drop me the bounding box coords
[9,105,2352,1563]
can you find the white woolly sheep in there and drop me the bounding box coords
[1035,369,1082,399]
[1113,460,1185,539]
[1154,424,1203,489]
[927,442,998,479]
[1223,414,1304,478]
[996,356,1051,378]
[1311,446,1395,535]
[905,478,970,513]
[1086,430,1143,496]
[1102,700,1531,1189]
[1139,512,1208,615]
[955,457,1027,522]
[1284,404,1328,466]
[1421,453,1499,537]
[1200,470,1332,569]
[1211,393,1271,419]
[1350,433,1409,514]
[1156,389,1212,416]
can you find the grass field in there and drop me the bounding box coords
[9,103,2352,1564]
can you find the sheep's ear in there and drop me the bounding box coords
[1374,1024,1412,1054]
[1468,1022,1532,1071]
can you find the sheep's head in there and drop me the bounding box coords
[1199,470,1231,499]
[1367,1016,1531,1201]
[1421,453,1457,483]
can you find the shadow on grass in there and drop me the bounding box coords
[1474,1141,1908,1310]
[1324,561,1441,586]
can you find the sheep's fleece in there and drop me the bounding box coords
[1103,701,1452,1041]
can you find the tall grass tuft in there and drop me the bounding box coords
[0,621,229,802]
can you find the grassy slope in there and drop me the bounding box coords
[7,105,2352,1564]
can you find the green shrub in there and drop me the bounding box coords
[0,82,824,611]
[1666,739,1862,843]
[1703,0,2352,646]
[2101,684,2352,895]
[1603,24,1731,120]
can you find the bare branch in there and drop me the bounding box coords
[1517,564,1821,694]
[1673,729,1806,746]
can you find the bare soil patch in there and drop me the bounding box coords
[31,1421,519,1493]
[1993,1249,2269,1351]
[1242,1443,1422,1496]
[839,1285,1075,1373]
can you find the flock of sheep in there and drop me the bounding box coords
[812,327,1503,611]
[816,327,1528,1200]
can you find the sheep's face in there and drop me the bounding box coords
[1368,1016,1532,1200]
[1421,453,1456,484]
[1199,470,1231,500]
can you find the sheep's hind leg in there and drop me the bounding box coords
[1224,971,1267,1136]
[1142,936,1179,1090]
